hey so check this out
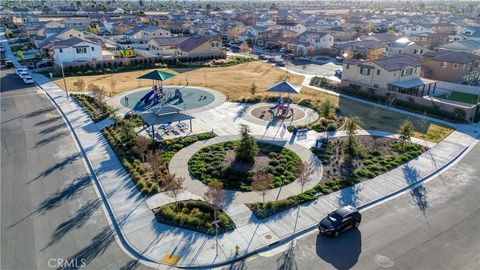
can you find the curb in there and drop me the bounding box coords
[34,82,159,266]
[31,77,476,269]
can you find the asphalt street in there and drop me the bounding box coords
[225,142,480,270]
[0,68,150,270]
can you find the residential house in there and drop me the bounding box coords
[123,25,171,43]
[409,32,450,49]
[436,40,480,56]
[385,38,429,57]
[256,29,297,49]
[37,28,85,48]
[430,23,458,35]
[359,33,402,45]
[325,27,357,42]
[288,32,334,55]
[332,40,386,60]
[51,37,103,64]
[255,18,276,27]
[398,24,434,36]
[225,21,246,41]
[148,35,224,58]
[280,22,306,35]
[421,51,480,85]
[62,17,91,31]
[341,54,437,96]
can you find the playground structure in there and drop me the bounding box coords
[265,81,302,121]
[268,97,294,119]
[138,85,184,106]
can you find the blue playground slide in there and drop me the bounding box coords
[139,90,154,104]
[153,94,159,105]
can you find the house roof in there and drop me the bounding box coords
[436,40,480,52]
[423,51,479,64]
[373,54,421,71]
[50,37,100,49]
[175,35,218,52]
[150,37,188,46]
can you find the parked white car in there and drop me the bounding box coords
[18,71,29,78]
[22,75,34,84]
[16,68,28,77]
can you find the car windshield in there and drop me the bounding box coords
[328,212,343,224]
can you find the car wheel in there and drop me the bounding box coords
[354,221,360,228]
[333,231,339,238]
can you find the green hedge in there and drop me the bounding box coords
[155,200,236,235]
[188,141,302,191]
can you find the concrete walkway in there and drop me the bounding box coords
[31,72,477,268]
[167,134,323,205]
[6,31,476,266]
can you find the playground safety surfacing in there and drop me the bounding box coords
[120,86,215,112]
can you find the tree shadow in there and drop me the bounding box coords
[119,259,141,270]
[35,175,92,213]
[402,164,428,215]
[227,259,247,270]
[34,116,62,126]
[38,122,66,135]
[315,228,362,270]
[43,199,101,249]
[58,226,115,270]
[29,152,82,182]
[1,106,56,125]
[277,244,298,270]
[34,131,69,148]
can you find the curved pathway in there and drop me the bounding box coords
[168,134,323,204]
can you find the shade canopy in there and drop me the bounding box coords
[266,81,302,94]
[149,105,182,115]
[139,112,194,126]
[137,70,176,81]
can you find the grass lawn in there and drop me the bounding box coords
[437,91,480,105]
[299,87,454,143]
[53,61,305,99]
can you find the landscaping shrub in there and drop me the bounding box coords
[71,94,112,123]
[155,200,235,235]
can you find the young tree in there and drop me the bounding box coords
[397,120,414,150]
[204,182,226,256]
[318,99,336,119]
[89,83,106,101]
[163,173,185,210]
[297,161,315,193]
[146,151,167,184]
[251,172,273,205]
[249,82,257,97]
[121,120,137,143]
[109,78,117,96]
[132,136,149,162]
[73,78,85,91]
[16,51,24,60]
[204,182,226,220]
[344,116,362,155]
[236,125,258,163]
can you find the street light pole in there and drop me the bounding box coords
[60,61,68,100]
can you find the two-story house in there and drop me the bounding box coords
[341,54,437,96]
[51,37,103,64]
[385,38,429,57]
[409,32,450,49]
[123,25,171,43]
[421,51,480,85]
[147,35,224,58]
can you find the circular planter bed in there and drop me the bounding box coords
[154,200,235,235]
[188,141,302,191]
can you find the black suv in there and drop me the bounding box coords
[318,205,361,237]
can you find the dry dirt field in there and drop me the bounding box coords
[53,61,305,100]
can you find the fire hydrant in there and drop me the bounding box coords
[235,245,240,255]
